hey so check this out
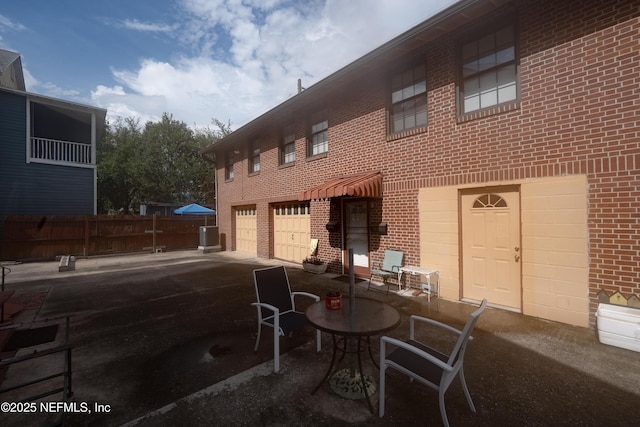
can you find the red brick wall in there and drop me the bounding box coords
[214,0,640,322]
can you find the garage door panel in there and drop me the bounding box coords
[236,206,257,254]
[274,203,310,263]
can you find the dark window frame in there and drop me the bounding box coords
[225,150,234,181]
[388,61,428,136]
[280,124,296,166]
[249,140,260,175]
[457,18,520,119]
[307,109,328,158]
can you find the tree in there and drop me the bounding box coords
[97,114,230,214]
[135,114,195,204]
[97,117,141,214]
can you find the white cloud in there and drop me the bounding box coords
[92,84,164,124]
[93,56,265,128]
[0,14,27,32]
[119,19,178,33]
[20,66,38,89]
[37,82,81,98]
[0,14,26,54]
[92,85,127,97]
[91,0,456,129]
[24,68,82,99]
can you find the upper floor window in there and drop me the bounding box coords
[281,125,296,165]
[390,63,427,133]
[249,141,260,174]
[459,24,517,114]
[225,151,234,180]
[308,110,328,157]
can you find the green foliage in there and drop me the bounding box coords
[97,117,141,214]
[97,113,230,214]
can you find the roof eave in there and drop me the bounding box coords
[202,0,509,155]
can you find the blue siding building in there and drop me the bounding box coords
[0,50,106,219]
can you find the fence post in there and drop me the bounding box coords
[153,213,157,253]
[143,214,164,253]
[84,216,89,258]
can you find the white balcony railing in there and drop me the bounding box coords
[30,137,93,167]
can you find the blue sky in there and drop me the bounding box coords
[0,0,455,130]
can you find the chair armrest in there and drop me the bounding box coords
[291,291,320,302]
[409,315,463,341]
[391,265,402,273]
[381,336,453,372]
[251,302,280,318]
[371,261,383,269]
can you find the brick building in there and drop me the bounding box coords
[203,0,640,328]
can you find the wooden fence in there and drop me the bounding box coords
[0,215,215,262]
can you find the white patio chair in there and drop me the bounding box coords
[379,299,488,426]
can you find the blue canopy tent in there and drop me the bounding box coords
[174,203,216,215]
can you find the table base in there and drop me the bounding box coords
[329,368,376,400]
[306,298,401,414]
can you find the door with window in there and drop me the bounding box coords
[461,188,521,310]
[344,200,369,277]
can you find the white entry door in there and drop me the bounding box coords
[461,188,521,309]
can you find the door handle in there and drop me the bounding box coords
[515,254,520,262]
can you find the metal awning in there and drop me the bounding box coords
[298,171,382,201]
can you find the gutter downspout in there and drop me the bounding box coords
[201,152,218,226]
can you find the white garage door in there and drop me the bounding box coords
[236,206,257,254]
[274,202,310,263]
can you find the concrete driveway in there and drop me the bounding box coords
[1,251,638,426]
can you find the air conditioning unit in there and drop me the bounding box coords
[199,226,219,247]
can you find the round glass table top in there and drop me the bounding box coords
[305,297,401,337]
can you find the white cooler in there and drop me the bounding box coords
[596,303,640,353]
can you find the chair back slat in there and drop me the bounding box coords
[382,250,404,272]
[447,299,487,366]
[254,266,294,318]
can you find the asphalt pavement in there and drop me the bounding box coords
[1,250,638,426]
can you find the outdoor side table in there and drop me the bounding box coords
[305,297,400,413]
[398,266,440,301]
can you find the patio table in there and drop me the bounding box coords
[305,297,400,413]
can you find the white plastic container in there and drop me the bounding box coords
[596,303,640,353]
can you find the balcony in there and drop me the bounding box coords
[30,137,93,168]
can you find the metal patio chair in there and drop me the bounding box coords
[1,315,73,425]
[368,249,404,294]
[252,265,321,373]
[379,299,488,427]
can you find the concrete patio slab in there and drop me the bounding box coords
[1,250,638,426]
